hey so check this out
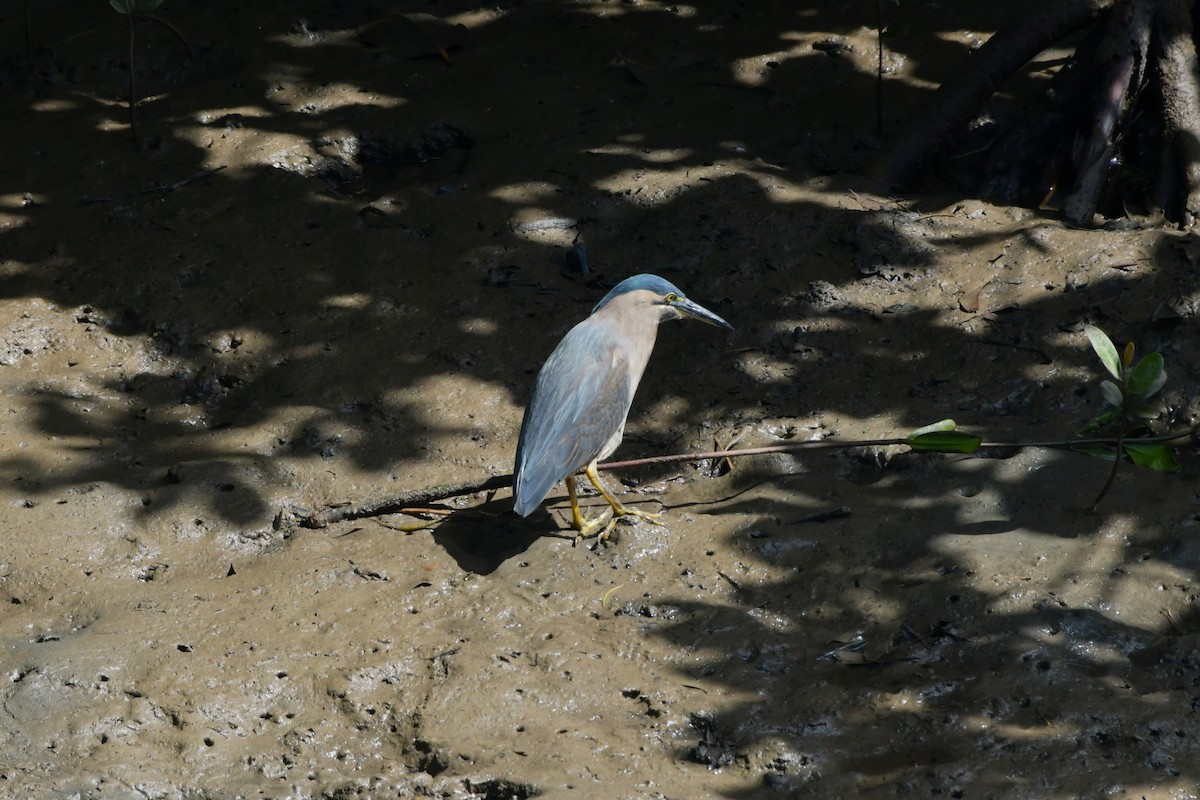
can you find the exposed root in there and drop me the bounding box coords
[1062,0,1153,226]
[885,0,1115,187]
[1156,0,1200,227]
[886,0,1200,230]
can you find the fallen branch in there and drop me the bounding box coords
[292,426,1196,528]
[298,474,512,528]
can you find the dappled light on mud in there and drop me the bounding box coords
[1,0,1198,797]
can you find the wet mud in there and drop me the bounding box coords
[2,1,1199,798]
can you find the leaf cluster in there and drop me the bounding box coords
[1081,324,1178,473]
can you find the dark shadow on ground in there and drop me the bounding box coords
[432,500,554,574]
[2,2,1198,794]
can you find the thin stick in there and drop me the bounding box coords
[357,13,452,64]
[122,11,192,142]
[81,165,227,203]
[300,475,511,528]
[598,438,906,471]
[602,429,1195,470]
[293,427,1196,528]
[1088,424,1124,513]
[146,13,193,58]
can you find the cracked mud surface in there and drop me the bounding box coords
[2,1,1200,798]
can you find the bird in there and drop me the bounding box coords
[513,274,733,541]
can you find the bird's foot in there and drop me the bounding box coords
[570,504,663,546]
[611,504,664,527]
[572,509,615,545]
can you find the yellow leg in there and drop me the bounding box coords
[583,462,663,541]
[567,473,612,542]
[566,474,585,530]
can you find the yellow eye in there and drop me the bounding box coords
[665,293,678,303]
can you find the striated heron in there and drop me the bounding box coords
[513,274,732,541]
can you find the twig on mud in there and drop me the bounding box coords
[357,13,454,64]
[716,571,742,590]
[81,165,227,204]
[1161,607,1185,635]
[368,508,452,533]
[291,427,1196,529]
[114,7,193,143]
[977,337,1053,364]
[790,506,853,525]
[712,427,749,474]
[600,584,625,609]
[1088,418,1126,513]
[303,474,512,528]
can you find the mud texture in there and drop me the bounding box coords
[3,2,1200,798]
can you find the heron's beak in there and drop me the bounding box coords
[671,297,734,330]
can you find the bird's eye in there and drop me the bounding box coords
[665,293,678,303]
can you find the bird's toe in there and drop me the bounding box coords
[574,509,614,541]
[613,504,664,526]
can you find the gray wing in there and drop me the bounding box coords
[513,320,633,516]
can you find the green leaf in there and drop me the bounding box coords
[907,431,982,454]
[1084,324,1122,380]
[906,419,958,439]
[1127,352,1164,394]
[906,420,979,453]
[1124,443,1181,472]
[110,0,164,15]
[1140,369,1167,400]
[1078,441,1183,470]
[1128,353,1166,399]
[1082,410,1117,432]
[1100,380,1123,408]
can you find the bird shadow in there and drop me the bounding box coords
[432,499,568,574]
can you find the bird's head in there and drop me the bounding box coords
[591,274,733,330]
